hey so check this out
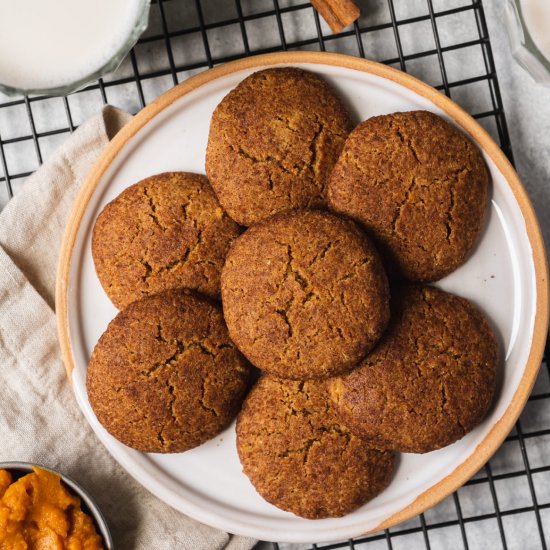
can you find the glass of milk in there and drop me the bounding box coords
[504,0,550,86]
[0,0,150,96]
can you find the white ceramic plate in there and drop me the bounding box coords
[57,52,548,543]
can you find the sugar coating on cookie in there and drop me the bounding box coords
[328,110,489,282]
[221,210,390,379]
[92,172,241,309]
[330,285,498,453]
[236,376,395,519]
[206,68,352,226]
[87,289,250,453]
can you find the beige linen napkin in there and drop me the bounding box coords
[0,106,257,550]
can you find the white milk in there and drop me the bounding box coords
[520,0,550,61]
[0,0,142,90]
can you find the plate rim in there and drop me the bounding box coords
[56,51,549,537]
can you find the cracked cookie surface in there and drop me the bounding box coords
[206,68,352,226]
[236,376,395,519]
[86,289,250,453]
[92,171,241,309]
[221,210,390,379]
[330,285,498,453]
[327,110,489,281]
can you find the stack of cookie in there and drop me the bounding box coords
[87,68,498,520]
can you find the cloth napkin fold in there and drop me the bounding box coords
[0,106,257,550]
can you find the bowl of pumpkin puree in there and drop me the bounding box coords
[0,462,112,549]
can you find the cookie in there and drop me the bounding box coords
[221,210,390,379]
[327,110,489,281]
[236,376,395,519]
[86,289,250,453]
[92,172,241,309]
[206,68,352,226]
[330,285,498,453]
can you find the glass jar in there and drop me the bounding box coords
[504,0,550,86]
[0,0,151,97]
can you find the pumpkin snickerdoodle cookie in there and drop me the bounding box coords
[327,110,489,282]
[221,210,390,380]
[92,171,241,309]
[206,67,352,226]
[329,285,498,453]
[87,289,250,453]
[236,376,395,519]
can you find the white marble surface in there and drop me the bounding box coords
[0,1,548,549]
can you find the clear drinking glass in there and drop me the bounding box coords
[504,0,550,86]
[0,0,151,97]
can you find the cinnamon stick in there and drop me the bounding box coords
[310,0,361,34]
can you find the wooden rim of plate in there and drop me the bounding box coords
[56,51,549,535]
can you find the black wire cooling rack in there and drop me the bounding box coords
[0,1,548,549]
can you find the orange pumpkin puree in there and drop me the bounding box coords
[0,467,104,550]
